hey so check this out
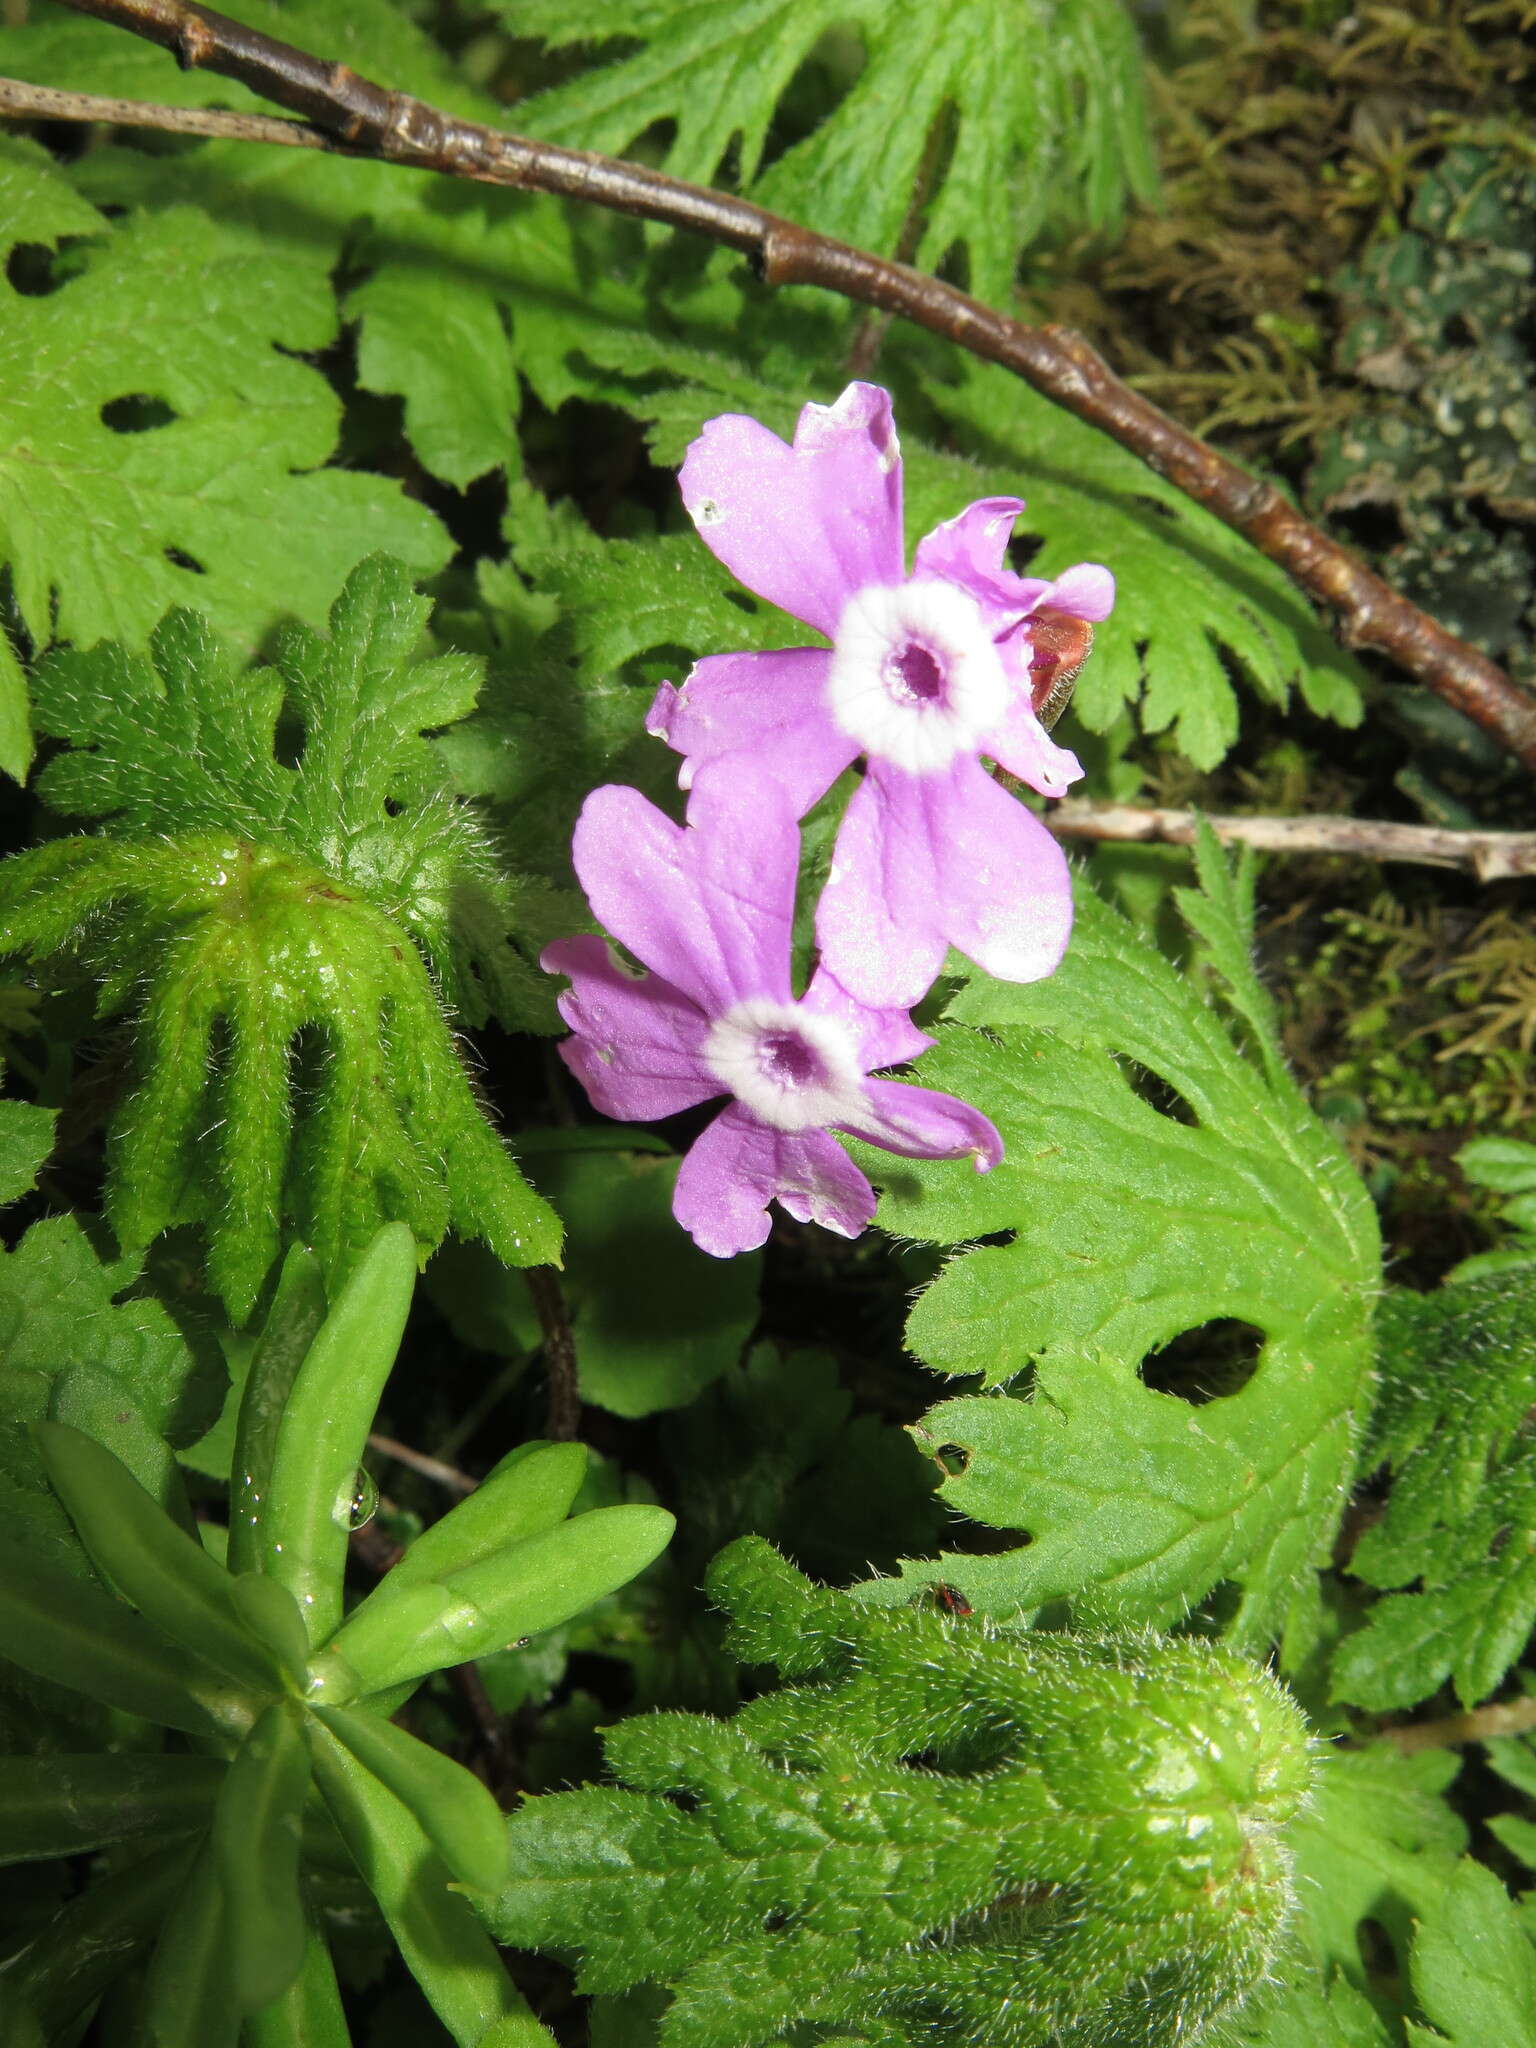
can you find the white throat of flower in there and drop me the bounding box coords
[826,579,1008,775]
[703,999,868,1133]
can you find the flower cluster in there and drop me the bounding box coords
[543,384,1113,1256]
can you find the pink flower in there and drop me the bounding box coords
[541,771,1003,1258]
[646,382,1114,1008]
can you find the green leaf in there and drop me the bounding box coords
[0,619,32,788]
[493,1539,1311,2047]
[35,1422,286,1697]
[1332,1270,1536,1709]
[227,1249,329,1577]
[860,859,1379,1649]
[241,1931,352,2048]
[1220,1965,1392,2047]
[0,563,562,1316]
[4,1839,199,2041]
[307,1725,554,2048]
[0,1754,222,1867]
[260,1224,417,1646]
[1404,1859,1536,2048]
[0,170,447,659]
[141,1838,239,2048]
[387,1441,588,1588]
[431,1147,762,1417]
[511,0,1157,302]
[312,1504,676,1700]
[310,1703,508,1895]
[0,1216,219,1568]
[1286,1748,1465,1988]
[212,1703,313,2013]
[0,1542,222,1737]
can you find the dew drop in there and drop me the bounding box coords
[335,1467,379,1531]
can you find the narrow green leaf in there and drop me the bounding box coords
[0,1754,223,1866]
[313,1505,675,1699]
[141,1838,239,2048]
[48,1363,197,1535]
[308,1726,554,2048]
[242,1930,352,2048]
[310,1703,508,1895]
[228,1247,328,1577]
[212,1703,312,2014]
[386,1442,587,1589]
[229,1573,313,1686]
[5,1839,198,2039]
[0,1541,220,1735]
[0,583,34,786]
[34,1421,283,1695]
[0,1095,53,1204]
[260,1223,417,1644]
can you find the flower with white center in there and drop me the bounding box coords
[645,381,1115,1008]
[541,770,1002,1259]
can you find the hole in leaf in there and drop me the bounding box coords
[100,394,178,433]
[723,590,760,615]
[163,546,205,576]
[1139,1320,1265,1405]
[932,1443,970,1476]
[7,242,64,297]
[383,797,404,818]
[1119,1057,1198,1126]
[1005,531,1047,577]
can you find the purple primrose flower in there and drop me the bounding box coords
[646,382,1114,1008]
[541,769,1003,1259]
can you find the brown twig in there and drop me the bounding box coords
[1377,1694,1536,1755]
[1046,802,1536,882]
[8,4,1536,771]
[523,1266,580,1443]
[366,1431,477,1496]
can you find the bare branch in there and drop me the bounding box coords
[1046,802,1536,882]
[366,1431,477,1497]
[1376,1694,1536,1754]
[9,0,1536,770]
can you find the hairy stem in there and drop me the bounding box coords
[6,14,1536,771]
[1046,803,1536,881]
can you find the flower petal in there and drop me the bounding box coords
[571,775,799,1015]
[541,936,719,1122]
[672,1103,876,1256]
[816,758,1075,1007]
[678,384,904,638]
[912,496,1042,613]
[646,648,856,817]
[837,1077,1003,1169]
[984,690,1084,799]
[1043,562,1116,621]
[801,965,933,1071]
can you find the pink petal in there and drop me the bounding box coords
[1044,562,1116,621]
[984,691,1084,799]
[541,937,719,1122]
[571,776,799,1015]
[801,966,933,1071]
[816,759,1075,1008]
[646,648,857,818]
[673,1104,876,1257]
[912,496,1039,609]
[678,384,904,639]
[837,1077,1003,1169]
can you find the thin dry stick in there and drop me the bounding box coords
[1377,1694,1536,1755]
[1046,803,1536,882]
[10,1,1536,772]
[523,1265,580,1443]
[366,1430,477,1497]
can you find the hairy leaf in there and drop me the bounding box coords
[0,560,561,1316]
[858,838,1379,1650]
[510,0,1157,302]
[493,1539,1311,2048]
[1404,1858,1536,2048]
[0,139,446,661]
[1332,1270,1536,1711]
